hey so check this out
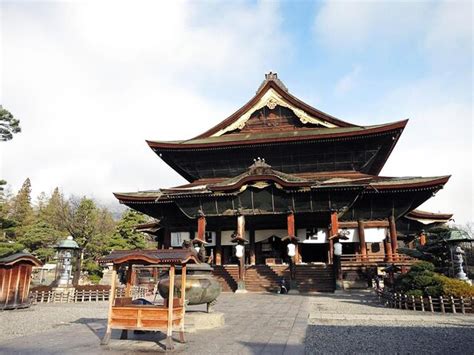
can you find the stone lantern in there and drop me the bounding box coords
[55,236,81,288]
[444,229,473,284]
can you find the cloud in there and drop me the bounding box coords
[335,65,361,95]
[313,1,432,50]
[0,1,290,204]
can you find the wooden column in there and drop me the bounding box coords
[287,212,300,264]
[179,264,186,343]
[287,212,295,238]
[389,216,398,260]
[419,231,426,246]
[384,235,393,262]
[357,220,367,261]
[125,263,133,297]
[166,265,175,350]
[249,229,256,265]
[101,266,117,345]
[197,215,206,242]
[329,212,339,264]
[215,230,222,265]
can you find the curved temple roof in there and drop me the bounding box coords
[99,249,200,266]
[0,252,42,267]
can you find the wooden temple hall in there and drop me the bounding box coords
[114,73,452,292]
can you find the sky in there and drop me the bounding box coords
[0,0,472,224]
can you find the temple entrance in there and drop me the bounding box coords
[255,236,288,265]
[300,244,328,263]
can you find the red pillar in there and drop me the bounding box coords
[197,215,206,242]
[329,212,339,264]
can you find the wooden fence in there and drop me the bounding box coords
[30,286,148,304]
[341,254,416,266]
[376,289,473,314]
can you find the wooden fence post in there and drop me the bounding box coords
[420,296,425,312]
[428,296,434,312]
[411,295,416,310]
[440,296,445,313]
[460,297,465,314]
[450,296,456,313]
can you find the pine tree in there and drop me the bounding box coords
[18,221,61,262]
[10,178,34,231]
[108,209,150,251]
[0,106,21,141]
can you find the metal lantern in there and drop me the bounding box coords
[55,236,81,287]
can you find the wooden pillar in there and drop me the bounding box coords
[357,220,367,261]
[101,266,117,345]
[197,215,206,242]
[215,229,222,265]
[166,264,175,350]
[287,212,300,264]
[329,212,339,264]
[125,263,133,297]
[287,212,295,238]
[384,235,393,262]
[249,229,256,265]
[419,231,426,246]
[389,216,398,260]
[179,264,186,343]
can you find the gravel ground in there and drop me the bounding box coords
[305,291,474,354]
[0,302,108,342]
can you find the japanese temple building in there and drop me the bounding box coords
[114,73,452,292]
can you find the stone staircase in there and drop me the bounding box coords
[212,264,335,293]
[212,265,239,292]
[244,265,290,292]
[294,265,335,293]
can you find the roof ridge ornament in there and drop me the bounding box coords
[249,157,272,175]
[256,72,288,94]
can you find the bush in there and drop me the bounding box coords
[434,274,474,297]
[406,289,423,297]
[410,261,435,273]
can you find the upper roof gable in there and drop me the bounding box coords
[194,73,357,139]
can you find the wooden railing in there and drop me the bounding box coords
[30,286,147,304]
[376,289,473,314]
[341,254,416,265]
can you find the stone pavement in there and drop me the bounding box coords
[306,291,474,354]
[1,291,473,354]
[0,293,309,354]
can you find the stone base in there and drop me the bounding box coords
[185,311,225,333]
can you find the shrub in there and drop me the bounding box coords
[410,261,435,273]
[406,289,423,297]
[434,274,474,297]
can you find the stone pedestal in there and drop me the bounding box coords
[235,280,248,293]
[185,311,225,333]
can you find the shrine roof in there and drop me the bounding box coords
[99,249,199,266]
[113,168,450,203]
[0,252,42,267]
[404,209,454,224]
[147,120,407,150]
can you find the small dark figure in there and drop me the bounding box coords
[279,278,289,294]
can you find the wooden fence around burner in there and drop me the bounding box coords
[376,289,474,314]
[30,286,148,304]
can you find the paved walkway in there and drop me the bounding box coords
[1,291,473,354]
[0,293,309,354]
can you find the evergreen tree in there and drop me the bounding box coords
[40,187,67,233]
[9,178,34,231]
[108,209,150,251]
[18,221,61,262]
[0,106,21,141]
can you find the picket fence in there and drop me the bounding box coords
[30,286,148,304]
[376,289,473,314]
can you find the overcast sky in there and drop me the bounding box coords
[1,1,472,224]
